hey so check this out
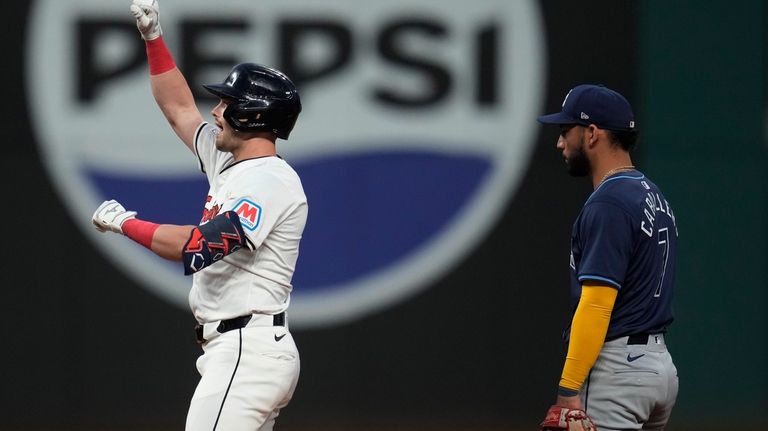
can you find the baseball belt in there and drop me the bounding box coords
[627,333,652,345]
[605,333,665,346]
[195,312,286,344]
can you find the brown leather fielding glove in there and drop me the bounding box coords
[540,405,597,431]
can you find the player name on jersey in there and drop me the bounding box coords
[640,181,678,238]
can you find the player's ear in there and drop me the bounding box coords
[584,124,599,148]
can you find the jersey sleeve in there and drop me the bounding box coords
[193,122,232,182]
[221,170,304,251]
[576,200,636,289]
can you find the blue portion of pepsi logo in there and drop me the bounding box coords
[290,149,490,289]
[88,170,208,225]
[89,149,489,291]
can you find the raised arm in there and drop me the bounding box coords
[130,0,204,153]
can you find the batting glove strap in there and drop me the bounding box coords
[92,199,137,235]
[130,0,163,41]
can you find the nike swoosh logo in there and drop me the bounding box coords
[274,334,286,342]
[627,353,645,362]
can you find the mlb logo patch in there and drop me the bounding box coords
[233,198,262,231]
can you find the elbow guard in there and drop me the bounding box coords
[183,211,248,275]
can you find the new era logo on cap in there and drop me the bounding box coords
[538,84,635,131]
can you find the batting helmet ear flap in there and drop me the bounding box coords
[223,98,301,140]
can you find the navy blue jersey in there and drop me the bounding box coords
[568,170,678,340]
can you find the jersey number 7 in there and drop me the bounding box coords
[654,227,670,298]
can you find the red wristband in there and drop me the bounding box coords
[146,37,176,75]
[122,219,160,250]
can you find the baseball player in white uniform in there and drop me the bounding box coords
[91,1,307,429]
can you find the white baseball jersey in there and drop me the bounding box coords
[189,122,308,324]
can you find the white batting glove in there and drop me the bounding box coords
[92,200,137,235]
[130,0,162,41]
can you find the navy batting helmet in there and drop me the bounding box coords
[202,63,301,140]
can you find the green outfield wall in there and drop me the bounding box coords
[639,0,768,423]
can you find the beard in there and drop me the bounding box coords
[215,128,239,152]
[565,141,590,177]
[215,127,262,152]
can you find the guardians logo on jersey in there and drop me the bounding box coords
[26,0,545,328]
[201,196,222,223]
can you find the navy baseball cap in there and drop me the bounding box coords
[537,84,636,131]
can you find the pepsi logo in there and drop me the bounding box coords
[27,0,546,327]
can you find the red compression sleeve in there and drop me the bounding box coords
[122,219,160,249]
[145,37,176,75]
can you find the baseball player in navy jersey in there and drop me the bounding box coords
[91,1,307,429]
[536,85,679,431]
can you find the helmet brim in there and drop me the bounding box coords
[202,83,243,101]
